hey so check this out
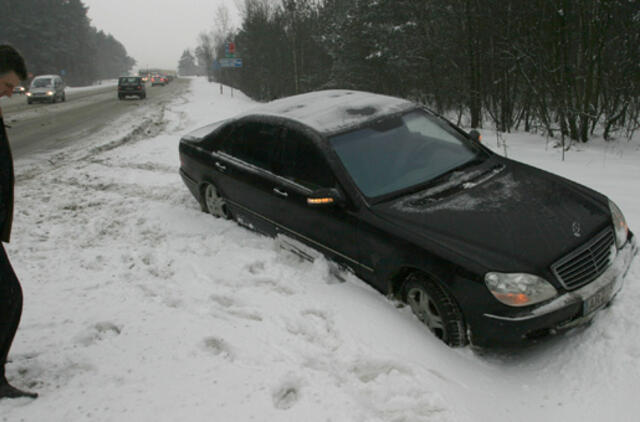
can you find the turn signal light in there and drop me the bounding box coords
[307,197,334,205]
[492,292,530,306]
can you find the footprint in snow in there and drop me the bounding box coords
[244,260,266,274]
[350,360,411,384]
[272,379,302,410]
[285,309,341,351]
[74,322,122,346]
[201,336,234,360]
[209,294,263,322]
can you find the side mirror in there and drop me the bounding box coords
[306,188,346,208]
[469,129,482,143]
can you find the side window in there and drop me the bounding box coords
[274,129,334,190]
[226,122,280,171]
[207,123,236,152]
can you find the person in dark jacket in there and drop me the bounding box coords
[0,44,37,400]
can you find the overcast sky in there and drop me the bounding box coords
[82,0,241,71]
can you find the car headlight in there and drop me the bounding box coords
[26,92,31,96]
[609,200,629,249]
[46,91,54,96]
[485,272,557,307]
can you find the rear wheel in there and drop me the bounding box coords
[202,183,229,219]
[402,272,467,347]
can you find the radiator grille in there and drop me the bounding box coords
[551,229,615,290]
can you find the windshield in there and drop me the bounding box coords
[329,110,487,198]
[32,78,52,88]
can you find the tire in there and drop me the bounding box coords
[401,272,467,347]
[202,183,230,219]
[118,94,124,100]
[62,93,66,102]
[27,99,32,105]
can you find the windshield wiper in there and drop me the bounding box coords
[407,161,504,206]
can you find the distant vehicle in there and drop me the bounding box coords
[118,76,146,100]
[12,85,25,95]
[151,74,167,86]
[179,89,637,348]
[26,74,66,104]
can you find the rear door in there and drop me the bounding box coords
[210,120,282,235]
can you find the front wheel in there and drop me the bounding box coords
[202,183,229,219]
[402,273,467,347]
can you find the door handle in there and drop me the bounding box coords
[273,188,288,198]
[215,162,227,172]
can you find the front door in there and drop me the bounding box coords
[268,127,367,276]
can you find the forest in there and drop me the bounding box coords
[0,0,134,86]
[191,0,640,142]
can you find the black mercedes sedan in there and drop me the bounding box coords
[179,90,637,348]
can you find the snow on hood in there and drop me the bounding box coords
[379,160,611,274]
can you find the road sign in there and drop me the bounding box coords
[219,58,243,68]
[225,42,235,58]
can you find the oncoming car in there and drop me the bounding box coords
[26,74,65,104]
[178,90,637,348]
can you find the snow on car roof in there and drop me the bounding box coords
[242,89,417,135]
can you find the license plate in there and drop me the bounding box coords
[583,281,615,315]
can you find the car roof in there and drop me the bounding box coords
[33,74,60,79]
[240,90,417,135]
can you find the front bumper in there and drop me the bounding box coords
[27,93,56,102]
[471,232,637,347]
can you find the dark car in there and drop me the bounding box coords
[178,90,637,348]
[118,76,146,100]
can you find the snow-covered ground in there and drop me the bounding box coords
[2,77,639,422]
[64,79,118,93]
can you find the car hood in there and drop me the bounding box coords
[375,157,611,277]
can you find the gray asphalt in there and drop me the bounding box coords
[1,78,188,159]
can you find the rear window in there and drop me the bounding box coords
[119,77,140,85]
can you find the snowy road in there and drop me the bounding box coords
[1,77,639,422]
[3,78,188,158]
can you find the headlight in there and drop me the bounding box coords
[609,200,629,248]
[485,272,557,307]
[25,92,31,96]
[46,91,54,96]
